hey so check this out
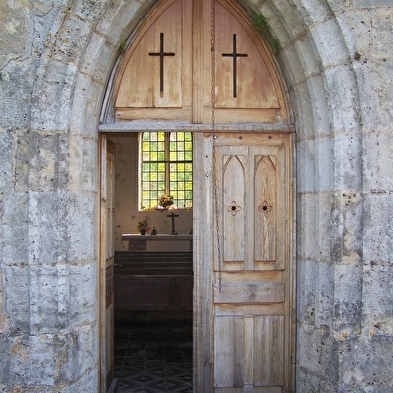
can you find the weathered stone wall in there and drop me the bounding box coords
[0,0,392,391]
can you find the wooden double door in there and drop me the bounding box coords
[99,0,294,389]
[99,131,294,392]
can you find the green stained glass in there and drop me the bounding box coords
[157,162,164,170]
[150,132,158,142]
[140,131,192,209]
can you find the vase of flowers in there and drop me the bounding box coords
[137,218,149,235]
[159,194,174,209]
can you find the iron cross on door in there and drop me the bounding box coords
[222,34,248,98]
[149,32,175,97]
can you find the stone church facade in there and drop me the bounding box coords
[0,0,392,392]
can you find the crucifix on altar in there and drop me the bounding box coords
[167,212,180,235]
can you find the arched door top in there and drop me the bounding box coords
[113,0,289,124]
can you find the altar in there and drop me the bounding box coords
[121,233,193,251]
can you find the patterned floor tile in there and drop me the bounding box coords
[114,311,193,392]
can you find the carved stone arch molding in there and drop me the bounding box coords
[100,0,292,128]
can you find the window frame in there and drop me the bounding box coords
[139,131,193,211]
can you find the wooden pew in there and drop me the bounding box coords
[114,251,193,311]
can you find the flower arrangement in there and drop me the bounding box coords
[159,194,174,208]
[137,218,150,233]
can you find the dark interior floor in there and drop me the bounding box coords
[114,311,193,392]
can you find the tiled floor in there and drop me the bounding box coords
[114,311,193,392]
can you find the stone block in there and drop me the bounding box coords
[68,262,97,326]
[338,335,393,392]
[356,63,393,131]
[27,131,70,191]
[363,131,393,192]
[0,60,36,129]
[297,259,334,329]
[292,81,314,140]
[297,193,317,259]
[333,263,363,333]
[330,192,363,271]
[2,264,30,334]
[306,75,331,138]
[0,129,14,192]
[65,192,97,262]
[0,324,97,388]
[29,265,70,333]
[297,324,338,385]
[331,132,363,190]
[0,0,29,60]
[335,9,371,55]
[311,18,350,68]
[293,36,321,81]
[324,65,361,134]
[45,13,91,65]
[70,73,104,138]
[80,32,116,84]
[28,191,68,265]
[67,136,98,193]
[14,129,30,191]
[96,0,151,46]
[314,136,334,191]
[280,43,307,87]
[27,190,97,265]
[362,263,393,336]
[30,60,77,132]
[297,139,317,192]
[1,194,29,264]
[262,0,306,39]
[70,0,106,23]
[362,192,393,263]
[294,0,334,27]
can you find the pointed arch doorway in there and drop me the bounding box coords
[99,0,295,391]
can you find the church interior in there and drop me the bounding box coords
[110,134,194,391]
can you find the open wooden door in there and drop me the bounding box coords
[195,132,294,392]
[99,135,116,392]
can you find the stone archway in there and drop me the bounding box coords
[67,1,360,391]
[100,0,295,390]
[4,1,391,392]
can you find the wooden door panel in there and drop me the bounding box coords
[254,155,277,262]
[115,0,288,124]
[99,136,116,392]
[254,315,284,387]
[214,315,284,391]
[212,133,292,392]
[214,271,284,304]
[214,316,245,388]
[215,141,285,271]
[116,0,185,108]
[222,153,246,264]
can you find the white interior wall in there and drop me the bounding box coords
[109,134,193,251]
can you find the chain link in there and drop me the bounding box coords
[210,0,222,292]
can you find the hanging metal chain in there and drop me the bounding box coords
[210,0,216,131]
[210,0,222,292]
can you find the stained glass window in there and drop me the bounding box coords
[140,132,193,210]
